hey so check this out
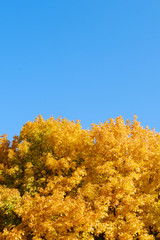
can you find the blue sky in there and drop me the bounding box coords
[0,0,160,141]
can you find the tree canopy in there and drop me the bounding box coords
[0,115,160,239]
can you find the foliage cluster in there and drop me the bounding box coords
[0,115,160,239]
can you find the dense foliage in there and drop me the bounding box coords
[0,115,160,239]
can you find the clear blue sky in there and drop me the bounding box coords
[0,0,160,141]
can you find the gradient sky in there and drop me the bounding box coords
[0,0,160,141]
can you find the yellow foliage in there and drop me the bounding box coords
[0,116,160,239]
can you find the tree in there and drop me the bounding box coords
[0,115,160,239]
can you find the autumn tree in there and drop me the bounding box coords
[0,115,160,239]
